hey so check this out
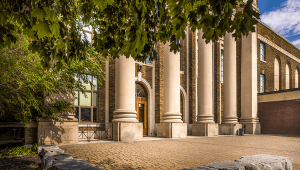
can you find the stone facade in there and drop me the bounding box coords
[257,21,300,92]
[3,2,300,144]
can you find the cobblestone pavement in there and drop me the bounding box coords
[59,135,300,170]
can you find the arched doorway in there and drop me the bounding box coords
[180,91,183,121]
[135,83,148,136]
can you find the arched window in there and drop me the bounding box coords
[274,58,280,91]
[135,84,146,97]
[286,64,290,89]
[295,69,299,88]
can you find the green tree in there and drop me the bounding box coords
[0,0,259,67]
[0,33,105,126]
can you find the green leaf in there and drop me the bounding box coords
[32,23,51,39]
[49,22,60,38]
[44,7,58,22]
[31,8,46,22]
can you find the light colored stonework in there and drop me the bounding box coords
[219,123,243,135]
[112,122,143,142]
[157,123,187,139]
[38,120,78,145]
[192,123,218,136]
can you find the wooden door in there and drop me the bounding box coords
[136,100,148,136]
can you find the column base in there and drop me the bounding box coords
[192,123,218,136]
[38,119,78,145]
[242,123,261,135]
[113,122,143,142]
[219,123,242,135]
[157,123,187,139]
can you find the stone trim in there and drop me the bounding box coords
[135,77,154,136]
[258,20,300,51]
[258,34,300,64]
[180,85,188,124]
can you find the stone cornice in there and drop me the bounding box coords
[258,34,300,64]
[258,20,300,51]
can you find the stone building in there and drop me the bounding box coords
[1,1,300,145]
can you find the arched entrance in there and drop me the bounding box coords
[135,83,148,136]
[180,91,183,121]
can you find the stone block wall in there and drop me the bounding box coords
[258,22,300,58]
[135,63,153,88]
[258,100,300,134]
[98,68,106,123]
[257,23,300,93]
[24,127,37,145]
[109,59,116,123]
[155,42,164,123]
[214,41,221,124]
[180,33,188,92]
[189,30,197,124]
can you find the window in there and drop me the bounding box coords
[135,84,146,97]
[260,74,265,92]
[286,64,290,89]
[144,56,152,64]
[274,58,280,91]
[74,75,97,122]
[295,69,299,88]
[260,42,265,61]
[179,40,183,71]
[221,50,224,82]
[82,25,93,44]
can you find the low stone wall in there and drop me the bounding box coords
[180,154,293,170]
[37,145,100,170]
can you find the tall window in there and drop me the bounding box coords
[295,69,299,88]
[221,50,224,82]
[179,40,183,71]
[260,42,265,61]
[260,74,265,92]
[145,56,151,64]
[286,64,290,89]
[74,75,97,122]
[82,25,93,44]
[274,58,280,91]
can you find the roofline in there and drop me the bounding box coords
[257,19,300,52]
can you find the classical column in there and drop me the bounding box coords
[162,41,182,123]
[112,55,143,142]
[112,55,138,122]
[223,32,238,124]
[157,41,186,138]
[240,29,261,134]
[197,30,214,123]
[192,29,218,136]
[218,32,242,135]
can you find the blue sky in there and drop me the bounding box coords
[259,0,300,49]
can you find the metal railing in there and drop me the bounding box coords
[78,123,112,141]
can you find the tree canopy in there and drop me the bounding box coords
[0,0,259,68]
[0,32,105,126]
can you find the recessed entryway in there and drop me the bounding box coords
[135,83,148,136]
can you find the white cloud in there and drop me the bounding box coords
[261,0,300,48]
[292,39,300,47]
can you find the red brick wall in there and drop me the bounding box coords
[258,100,300,134]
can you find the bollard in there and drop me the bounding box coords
[239,128,245,136]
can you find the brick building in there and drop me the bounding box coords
[1,1,300,145]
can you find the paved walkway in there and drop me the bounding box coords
[59,135,300,170]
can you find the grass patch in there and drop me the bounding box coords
[2,143,38,158]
